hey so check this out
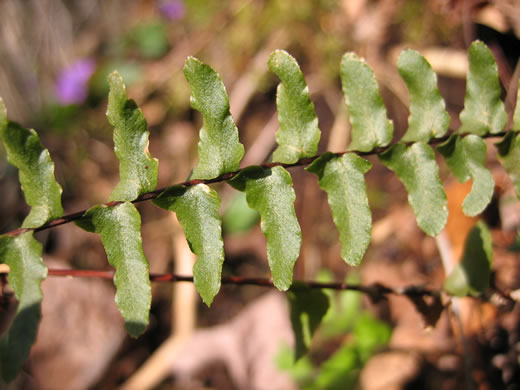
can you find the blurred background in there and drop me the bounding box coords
[1,0,520,389]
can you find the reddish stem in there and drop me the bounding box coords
[2,131,507,238]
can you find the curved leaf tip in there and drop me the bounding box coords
[459,40,506,136]
[108,71,125,90]
[268,50,321,164]
[184,56,201,70]
[340,52,393,152]
[183,56,244,180]
[106,71,126,117]
[107,71,158,201]
[397,49,450,142]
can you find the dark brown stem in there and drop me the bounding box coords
[45,267,430,297]
[0,268,513,308]
[2,131,508,238]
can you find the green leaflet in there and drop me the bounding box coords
[0,100,62,383]
[75,202,151,337]
[153,184,224,306]
[0,99,63,228]
[438,135,495,216]
[307,152,372,266]
[444,221,492,296]
[268,50,321,163]
[340,53,393,152]
[287,284,329,360]
[0,232,46,383]
[107,72,158,202]
[397,49,450,142]
[459,41,507,136]
[496,132,520,198]
[229,166,302,290]
[184,57,245,180]
[379,143,448,236]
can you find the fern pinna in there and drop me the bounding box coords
[0,40,519,383]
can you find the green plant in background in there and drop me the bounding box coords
[129,22,170,59]
[222,191,260,234]
[277,272,392,390]
[1,40,519,383]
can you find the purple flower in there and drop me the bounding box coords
[158,0,186,20]
[55,59,95,105]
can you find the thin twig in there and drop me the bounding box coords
[1,267,515,314]
[7,268,504,305]
[40,268,422,302]
[1,131,508,238]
